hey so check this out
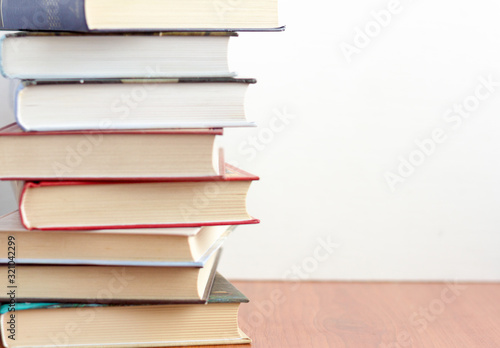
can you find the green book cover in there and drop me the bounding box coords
[0,272,248,314]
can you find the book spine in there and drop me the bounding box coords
[0,0,88,32]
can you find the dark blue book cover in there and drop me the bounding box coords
[1,0,88,31]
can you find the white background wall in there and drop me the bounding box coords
[1,0,500,281]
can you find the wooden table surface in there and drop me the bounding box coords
[196,281,500,348]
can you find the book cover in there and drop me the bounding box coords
[0,31,239,80]
[0,249,222,304]
[0,0,283,32]
[0,211,234,267]
[0,272,248,314]
[19,77,257,86]
[18,164,260,230]
[0,122,224,136]
[0,0,88,32]
[0,123,226,181]
[14,77,257,131]
[0,273,251,347]
[2,31,239,38]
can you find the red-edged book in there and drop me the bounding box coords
[0,123,225,181]
[17,165,259,231]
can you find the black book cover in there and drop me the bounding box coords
[21,77,257,87]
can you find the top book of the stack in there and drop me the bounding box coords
[0,0,282,32]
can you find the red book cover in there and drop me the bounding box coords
[18,165,259,231]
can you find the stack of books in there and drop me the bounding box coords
[0,1,281,347]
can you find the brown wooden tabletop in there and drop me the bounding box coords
[194,281,500,348]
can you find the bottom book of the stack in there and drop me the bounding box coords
[1,273,250,348]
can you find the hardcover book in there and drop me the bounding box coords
[0,248,221,304]
[0,123,225,180]
[0,32,236,79]
[0,273,251,348]
[0,0,281,32]
[14,78,256,131]
[0,211,232,266]
[17,165,259,230]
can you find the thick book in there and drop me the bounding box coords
[15,78,256,131]
[0,273,250,348]
[17,165,259,230]
[0,248,221,304]
[0,32,236,79]
[0,211,232,266]
[0,123,225,181]
[0,0,281,32]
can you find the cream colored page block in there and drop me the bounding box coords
[0,134,217,178]
[22,181,252,228]
[1,266,201,300]
[85,0,279,29]
[3,304,246,347]
[0,231,192,262]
